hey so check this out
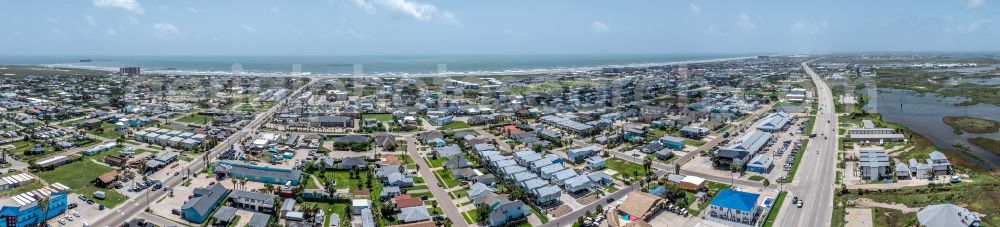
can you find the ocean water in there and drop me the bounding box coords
[0,54,752,77]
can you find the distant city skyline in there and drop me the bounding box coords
[2,0,998,55]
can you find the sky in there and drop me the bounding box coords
[1,0,999,55]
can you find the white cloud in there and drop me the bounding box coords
[503,28,525,37]
[590,21,610,32]
[46,17,59,24]
[335,29,366,39]
[789,20,828,34]
[963,0,986,9]
[240,24,257,32]
[85,15,98,27]
[127,16,140,24]
[957,19,991,32]
[737,13,756,31]
[352,0,375,13]
[187,7,200,14]
[92,0,144,14]
[105,28,118,36]
[270,6,281,13]
[153,23,180,39]
[704,26,722,37]
[352,0,458,24]
[689,3,701,15]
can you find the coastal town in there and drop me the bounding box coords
[0,53,996,227]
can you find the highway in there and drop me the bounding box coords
[92,78,316,227]
[773,61,838,227]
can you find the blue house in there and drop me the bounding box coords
[214,161,301,185]
[707,189,762,226]
[181,184,229,223]
[585,156,606,170]
[567,145,600,164]
[659,135,686,150]
[0,191,68,227]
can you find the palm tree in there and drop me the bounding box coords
[38,197,49,224]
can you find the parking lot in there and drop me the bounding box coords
[682,116,809,183]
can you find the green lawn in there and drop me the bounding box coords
[88,123,123,139]
[439,121,471,130]
[433,170,462,188]
[462,211,476,224]
[426,157,446,168]
[313,170,371,193]
[761,191,787,227]
[748,175,766,182]
[362,113,395,123]
[176,113,214,125]
[36,159,127,208]
[605,158,648,180]
[684,139,706,147]
[778,139,809,184]
[450,188,470,199]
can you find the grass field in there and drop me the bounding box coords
[439,121,471,130]
[426,157,446,168]
[88,122,123,139]
[605,158,648,180]
[684,139,707,147]
[433,169,462,188]
[748,175,766,182]
[362,113,394,122]
[176,113,214,125]
[36,159,127,208]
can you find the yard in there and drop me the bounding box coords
[88,122,123,139]
[176,113,214,125]
[362,113,395,123]
[433,169,463,188]
[439,121,471,130]
[36,159,127,208]
[684,139,706,147]
[605,158,648,181]
[425,157,446,168]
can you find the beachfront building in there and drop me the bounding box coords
[0,188,69,227]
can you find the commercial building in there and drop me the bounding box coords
[0,188,68,227]
[214,161,302,185]
[754,112,792,132]
[181,184,229,224]
[846,120,904,143]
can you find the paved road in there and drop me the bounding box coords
[540,184,638,227]
[93,78,316,227]
[773,61,838,227]
[403,136,468,227]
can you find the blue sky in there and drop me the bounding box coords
[1,0,998,55]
